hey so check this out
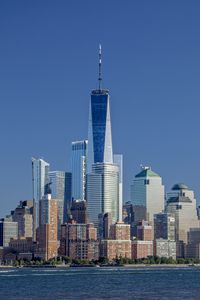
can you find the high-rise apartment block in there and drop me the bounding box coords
[100,222,131,260]
[71,199,88,224]
[131,221,153,259]
[37,187,58,260]
[60,222,99,260]
[11,200,33,239]
[49,171,66,238]
[32,157,50,238]
[71,140,87,201]
[130,166,164,230]
[154,213,175,241]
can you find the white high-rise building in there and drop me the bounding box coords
[87,163,119,227]
[166,183,199,257]
[130,166,165,227]
[71,140,87,201]
[32,157,49,238]
[114,154,123,222]
[49,171,66,239]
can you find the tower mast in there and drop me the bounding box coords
[98,44,102,90]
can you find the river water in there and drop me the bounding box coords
[0,266,199,299]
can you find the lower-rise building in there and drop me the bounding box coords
[132,240,153,259]
[100,240,131,260]
[60,222,98,260]
[100,222,131,260]
[154,239,176,260]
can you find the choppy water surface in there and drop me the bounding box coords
[0,266,200,299]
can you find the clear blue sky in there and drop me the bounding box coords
[1,0,200,217]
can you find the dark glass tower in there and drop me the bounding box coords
[87,45,113,172]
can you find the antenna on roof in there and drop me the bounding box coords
[98,44,102,90]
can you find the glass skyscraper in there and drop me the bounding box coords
[32,157,49,239]
[70,140,88,200]
[87,46,113,172]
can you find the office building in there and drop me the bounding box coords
[71,140,88,200]
[63,172,72,223]
[32,157,50,238]
[154,213,175,241]
[0,219,18,247]
[60,222,99,260]
[87,45,113,173]
[130,166,164,230]
[166,183,199,257]
[87,163,119,227]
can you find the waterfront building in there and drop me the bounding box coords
[154,239,176,260]
[32,157,50,238]
[12,200,33,239]
[71,199,88,224]
[130,166,165,231]
[49,171,66,239]
[113,154,123,221]
[71,140,88,201]
[132,241,153,259]
[9,237,35,254]
[166,183,199,257]
[154,213,175,241]
[60,222,98,260]
[87,163,119,227]
[0,219,18,247]
[37,184,58,260]
[87,45,113,173]
[100,221,131,260]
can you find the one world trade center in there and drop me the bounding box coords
[87,45,113,172]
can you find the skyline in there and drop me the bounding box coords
[1,1,200,217]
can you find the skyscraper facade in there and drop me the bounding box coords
[37,188,58,260]
[87,163,119,227]
[87,46,113,173]
[32,158,50,239]
[166,183,199,257]
[49,171,66,238]
[130,166,165,227]
[71,140,87,200]
[113,154,123,222]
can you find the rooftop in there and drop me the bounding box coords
[135,167,160,178]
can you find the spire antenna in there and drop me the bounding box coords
[98,44,102,90]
